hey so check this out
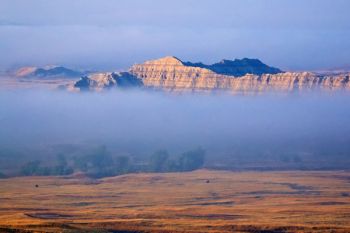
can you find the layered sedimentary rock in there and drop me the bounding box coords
[74,72,142,91]
[72,56,350,93]
[129,56,350,93]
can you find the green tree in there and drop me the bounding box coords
[20,161,41,176]
[73,145,114,177]
[149,150,169,172]
[115,156,130,174]
[57,154,68,167]
[179,147,205,171]
[164,159,179,172]
[54,154,74,175]
[78,146,117,178]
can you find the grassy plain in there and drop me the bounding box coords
[0,170,350,233]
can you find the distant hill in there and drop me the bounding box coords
[15,66,85,78]
[184,58,282,76]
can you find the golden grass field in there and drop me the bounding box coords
[1,170,350,233]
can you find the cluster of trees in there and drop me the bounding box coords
[20,154,73,176]
[73,146,130,178]
[19,146,206,178]
[149,147,206,172]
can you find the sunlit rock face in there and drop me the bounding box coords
[72,56,350,92]
[15,67,38,77]
[74,72,143,91]
[130,56,350,93]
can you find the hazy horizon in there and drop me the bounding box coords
[1,90,349,166]
[1,0,350,72]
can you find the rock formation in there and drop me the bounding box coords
[183,58,282,76]
[72,56,350,93]
[15,67,38,77]
[15,66,85,78]
[129,56,350,93]
[74,72,143,91]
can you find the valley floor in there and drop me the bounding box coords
[0,170,350,233]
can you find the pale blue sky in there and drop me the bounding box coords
[1,0,350,71]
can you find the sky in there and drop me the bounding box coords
[1,0,350,71]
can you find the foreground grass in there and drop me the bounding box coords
[0,170,350,232]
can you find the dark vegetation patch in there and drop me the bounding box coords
[328,174,350,184]
[0,227,33,233]
[241,191,301,196]
[179,213,243,220]
[222,224,342,233]
[272,182,320,195]
[244,182,320,196]
[0,223,345,233]
[186,201,234,206]
[18,146,206,179]
[341,192,350,197]
[70,202,95,207]
[109,231,143,233]
[25,212,73,219]
[0,223,79,233]
[20,154,73,176]
[317,201,348,206]
[278,182,312,191]
[0,207,50,212]
[55,194,121,199]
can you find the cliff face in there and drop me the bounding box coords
[130,56,350,93]
[72,56,350,92]
[74,72,142,91]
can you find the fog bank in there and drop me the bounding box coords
[0,90,349,174]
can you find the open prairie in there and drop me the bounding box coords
[1,170,350,233]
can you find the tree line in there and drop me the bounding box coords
[19,146,206,178]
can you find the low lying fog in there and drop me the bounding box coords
[0,89,350,173]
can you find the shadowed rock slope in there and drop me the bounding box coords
[183,57,282,76]
[73,72,143,91]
